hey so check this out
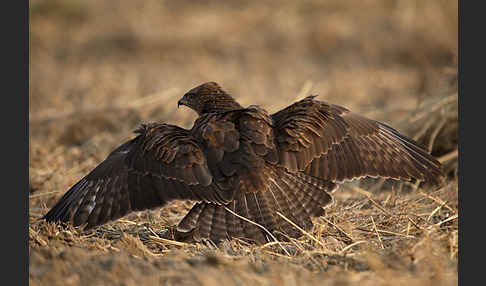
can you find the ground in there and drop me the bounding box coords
[29,1,458,285]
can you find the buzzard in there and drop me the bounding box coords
[44,82,444,243]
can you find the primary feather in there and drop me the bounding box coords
[44,82,444,243]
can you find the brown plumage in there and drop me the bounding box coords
[44,82,444,244]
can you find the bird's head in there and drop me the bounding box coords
[178,82,242,115]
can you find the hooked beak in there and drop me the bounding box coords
[178,94,192,109]
[177,99,185,108]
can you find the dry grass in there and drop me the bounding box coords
[29,0,458,285]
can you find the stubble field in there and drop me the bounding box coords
[29,1,458,285]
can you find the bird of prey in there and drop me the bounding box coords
[44,82,444,243]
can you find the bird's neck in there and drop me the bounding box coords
[200,96,243,114]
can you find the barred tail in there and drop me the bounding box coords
[176,168,336,243]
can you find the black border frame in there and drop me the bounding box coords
[22,1,464,285]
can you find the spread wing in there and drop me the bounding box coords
[272,96,444,185]
[43,123,230,229]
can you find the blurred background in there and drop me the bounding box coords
[29,0,458,209]
[29,2,459,284]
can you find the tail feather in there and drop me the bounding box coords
[264,180,303,238]
[235,192,264,241]
[196,204,215,239]
[176,168,335,243]
[226,200,244,238]
[284,171,336,216]
[271,175,314,231]
[250,192,277,232]
[208,205,229,242]
[176,202,205,232]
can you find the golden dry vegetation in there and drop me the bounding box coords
[29,0,458,285]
